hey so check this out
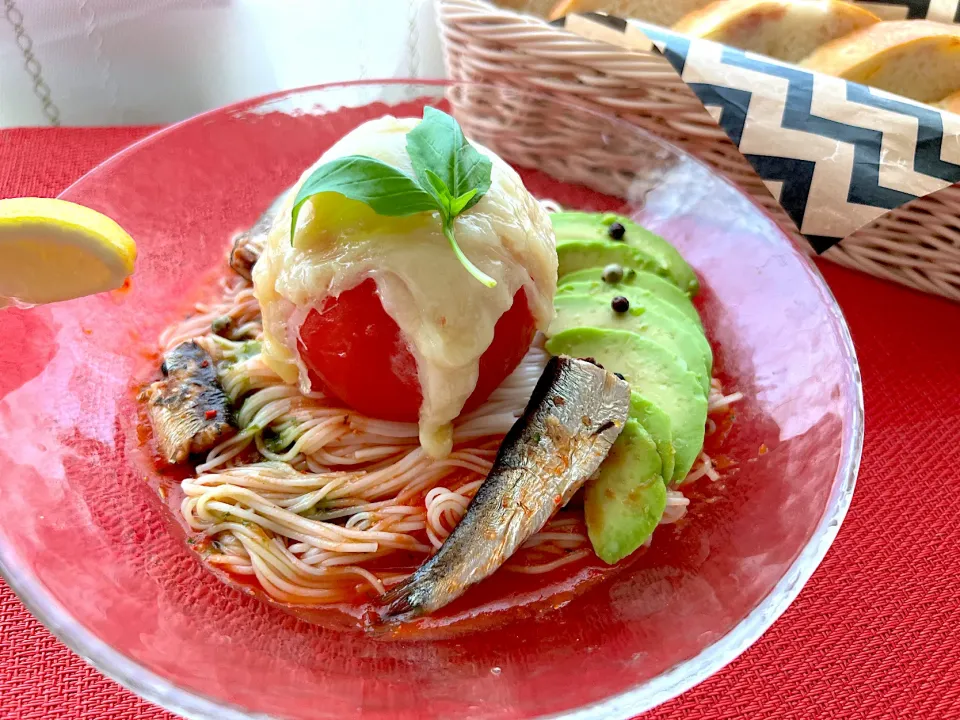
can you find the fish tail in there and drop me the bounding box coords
[379,580,416,622]
[377,576,422,623]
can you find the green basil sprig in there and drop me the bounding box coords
[290,108,496,288]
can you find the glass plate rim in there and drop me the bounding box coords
[0,78,864,720]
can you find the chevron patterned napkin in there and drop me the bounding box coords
[856,0,960,21]
[558,12,960,254]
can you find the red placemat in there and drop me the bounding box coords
[1,127,959,720]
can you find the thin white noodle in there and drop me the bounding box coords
[505,549,592,574]
[539,198,564,214]
[709,390,744,412]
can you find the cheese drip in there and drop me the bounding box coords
[253,116,557,458]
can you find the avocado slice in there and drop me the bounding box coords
[552,212,699,295]
[557,240,670,289]
[585,418,667,564]
[560,267,618,286]
[549,292,711,393]
[557,274,703,330]
[546,328,707,482]
[555,282,709,369]
[629,391,676,484]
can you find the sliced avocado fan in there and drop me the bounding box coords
[546,212,710,566]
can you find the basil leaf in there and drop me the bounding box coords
[422,168,496,288]
[423,168,453,214]
[288,110,497,288]
[406,107,492,215]
[449,189,478,217]
[290,155,438,241]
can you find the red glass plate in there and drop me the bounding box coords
[0,81,862,720]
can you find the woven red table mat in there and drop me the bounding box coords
[1,127,958,720]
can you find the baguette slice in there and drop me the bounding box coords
[673,0,880,63]
[802,20,960,103]
[936,89,960,115]
[493,0,564,17]
[548,0,714,28]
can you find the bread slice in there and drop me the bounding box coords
[936,89,960,115]
[673,0,880,63]
[493,0,564,17]
[548,0,714,28]
[801,20,960,102]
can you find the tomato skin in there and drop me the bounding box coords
[298,279,536,422]
[465,287,536,413]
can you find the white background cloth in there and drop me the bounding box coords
[0,0,446,127]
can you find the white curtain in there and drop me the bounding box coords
[0,0,446,127]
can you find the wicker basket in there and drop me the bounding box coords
[437,0,960,302]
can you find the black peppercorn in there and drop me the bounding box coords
[611,296,629,313]
[608,222,626,240]
[602,263,624,284]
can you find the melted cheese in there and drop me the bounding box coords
[253,116,557,458]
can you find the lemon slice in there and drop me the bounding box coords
[0,198,137,305]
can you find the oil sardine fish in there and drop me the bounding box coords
[144,341,235,464]
[148,188,287,461]
[379,355,630,622]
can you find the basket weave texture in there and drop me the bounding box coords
[437,0,960,302]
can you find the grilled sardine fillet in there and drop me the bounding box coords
[229,188,291,280]
[380,355,630,621]
[145,341,235,464]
